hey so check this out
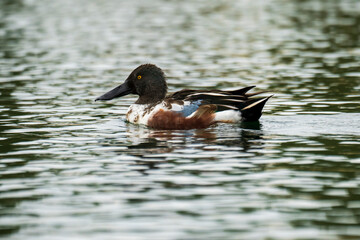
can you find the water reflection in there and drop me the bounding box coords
[1,0,360,239]
[266,0,360,115]
[123,122,264,153]
[0,6,50,236]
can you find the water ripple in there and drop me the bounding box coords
[1,0,360,239]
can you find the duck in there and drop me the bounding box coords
[95,64,272,130]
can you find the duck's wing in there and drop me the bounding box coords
[166,86,271,121]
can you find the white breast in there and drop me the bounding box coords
[125,100,202,126]
[126,104,157,125]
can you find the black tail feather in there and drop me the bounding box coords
[228,86,255,95]
[241,95,272,121]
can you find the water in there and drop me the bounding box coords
[1,0,360,239]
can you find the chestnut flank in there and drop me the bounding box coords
[148,109,215,130]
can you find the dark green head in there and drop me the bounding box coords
[96,64,168,104]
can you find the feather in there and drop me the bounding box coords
[241,95,273,121]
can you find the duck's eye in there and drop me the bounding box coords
[137,75,142,80]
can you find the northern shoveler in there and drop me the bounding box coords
[96,64,272,130]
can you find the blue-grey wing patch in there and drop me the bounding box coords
[176,100,202,117]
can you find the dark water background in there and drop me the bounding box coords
[1,0,360,239]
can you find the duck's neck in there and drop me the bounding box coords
[135,94,165,105]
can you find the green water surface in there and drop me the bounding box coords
[1,0,360,239]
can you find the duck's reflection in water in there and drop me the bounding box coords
[118,122,265,173]
[123,121,264,156]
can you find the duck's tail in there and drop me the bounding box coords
[240,95,273,121]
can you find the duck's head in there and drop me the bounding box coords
[95,64,167,104]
